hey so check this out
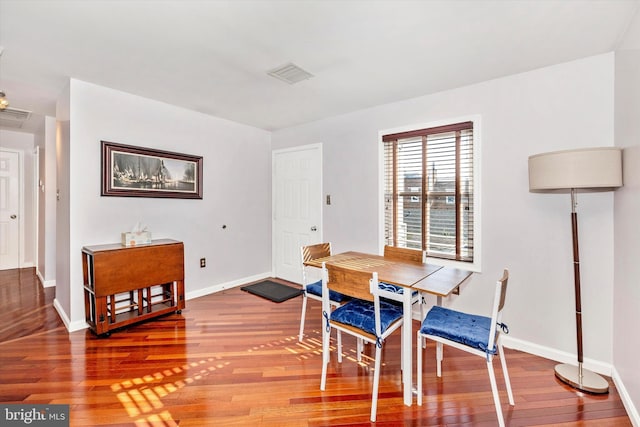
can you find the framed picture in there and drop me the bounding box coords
[101,141,203,199]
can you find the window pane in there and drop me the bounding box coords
[384,122,473,262]
[427,194,455,255]
[426,131,456,257]
[398,194,421,249]
[459,128,474,261]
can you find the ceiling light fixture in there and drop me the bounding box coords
[0,91,8,110]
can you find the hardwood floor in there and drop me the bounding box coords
[0,268,632,426]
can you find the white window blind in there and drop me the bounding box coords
[383,121,474,262]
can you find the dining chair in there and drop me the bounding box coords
[320,262,404,422]
[416,268,514,427]
[383,244,425,263]
[299,243,349,342]
[381,245,425,320]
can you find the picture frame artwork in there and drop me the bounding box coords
[102,141,203,199]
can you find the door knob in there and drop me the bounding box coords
[10,215,17,219]
[311,226,317,231]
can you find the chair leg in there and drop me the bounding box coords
[320,324,330,391]
[498,342,515,406]
[417,332,423,406]
[487,358,505,427]
[436,341,443,377]
[420,298,426,349]
[370,345,382,422]
[298,295,308,342]
[400,328,404,375]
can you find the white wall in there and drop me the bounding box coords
[44,116,57,285]
[614,11,640,420]
[272,53,617,371]
[35,116,57,286]
[0,129,36,268]
[35,123,45,274]
[56,79,273,330]
[56,83,71,321]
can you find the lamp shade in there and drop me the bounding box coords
[528,147,622,191]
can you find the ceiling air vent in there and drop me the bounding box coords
[0,118,25,129]
[267,62,314,84]
[0,107,32,122]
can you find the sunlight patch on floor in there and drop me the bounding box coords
[111,356,229,425]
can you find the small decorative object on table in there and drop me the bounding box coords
[121,222,152,246]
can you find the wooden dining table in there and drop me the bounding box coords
[305,251,473,406]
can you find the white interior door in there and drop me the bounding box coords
[273,144,322,283]
[0,150,21,270]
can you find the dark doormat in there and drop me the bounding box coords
[241,280,303,303]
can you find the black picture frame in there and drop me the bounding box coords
[101,141,203,199]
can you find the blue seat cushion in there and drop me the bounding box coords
[330,298,403,337]
[420,306,496,354]
[305,280,349,303]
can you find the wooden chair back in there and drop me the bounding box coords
[383,245,424,264]
[302,242,332,263]
[488,269,509,347]
[324,263,375,303]
[497,269,509,312]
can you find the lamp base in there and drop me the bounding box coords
[554,363,609,394]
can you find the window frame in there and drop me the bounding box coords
[378,116,481,272]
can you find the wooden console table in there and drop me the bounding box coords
[82,239,185,336]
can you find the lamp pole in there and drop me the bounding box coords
[553,189,608,394]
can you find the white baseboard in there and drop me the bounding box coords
[41,279,56,288]
[612,366,640,427]
[502,335,638,425]
[52,298,70,330]
[502,335,612,376]
[67,319,89,332]
[52,297,88,332]
[185,271,273,301]
[36,269,56,288]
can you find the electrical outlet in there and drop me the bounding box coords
[200,258,206,268]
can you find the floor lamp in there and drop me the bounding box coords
[528,147,622,394]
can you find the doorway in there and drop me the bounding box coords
[272,144,322,283]
[0,149,21,270]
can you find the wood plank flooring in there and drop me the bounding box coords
[0,268,632,426]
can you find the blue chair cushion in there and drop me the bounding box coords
[330,298,403,337]
[306,280,349,303]
[420,305,496,354]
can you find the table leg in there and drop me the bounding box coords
[402,290,413,406]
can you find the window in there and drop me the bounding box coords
[383,121,475,263]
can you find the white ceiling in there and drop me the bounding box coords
[0,0,638,134]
